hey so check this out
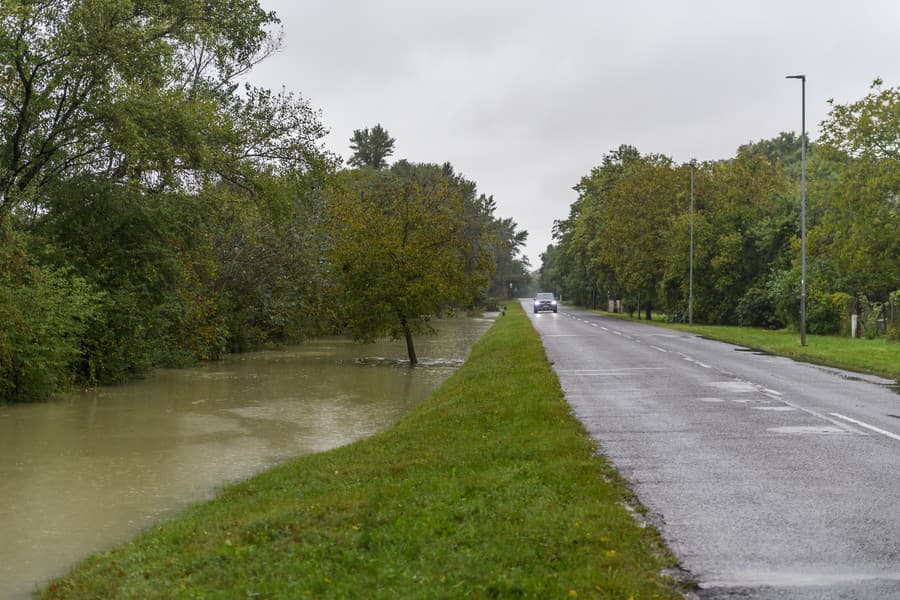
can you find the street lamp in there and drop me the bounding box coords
[786,74,807,346]
[689,159,695,325]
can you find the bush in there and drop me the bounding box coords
[0,233,101,402]
[767,268,801,330]
[737,286,783,328]
[807,291,851,335]
[888,291,900,341]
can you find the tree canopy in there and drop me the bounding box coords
[542,80,898,336]
[0,4,523,402]
[0,0,341,401]
[347,124,395,170]
[327,162,495,364]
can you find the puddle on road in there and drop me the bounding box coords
[733,347,776,357]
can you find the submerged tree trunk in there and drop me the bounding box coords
[400,316,418,365]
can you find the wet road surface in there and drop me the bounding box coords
[525,302,900,599]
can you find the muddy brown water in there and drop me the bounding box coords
[0,316,494,598]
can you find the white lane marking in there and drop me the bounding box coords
[556,368,665,373]
[614,331,623,336]
[829,413,900,443]
[682,356,712,369]
[772,403,866,435]
[650,345,668,353]
[600,327,609,331]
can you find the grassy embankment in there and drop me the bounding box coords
[42,304,684,599]
[598,311,900,381]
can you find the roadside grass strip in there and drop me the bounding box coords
[598,311,900,381]
[42,303,683,599]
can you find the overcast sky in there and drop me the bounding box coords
[246,1,899,267]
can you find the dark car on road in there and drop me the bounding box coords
[533,292,558,313]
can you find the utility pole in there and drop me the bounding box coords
[786,74,807,346]
[689,159,695,325]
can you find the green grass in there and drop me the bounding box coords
[41,304,684,599]
[597,310,900,381]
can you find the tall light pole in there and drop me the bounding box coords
[786,74,807,346]
[689,159,695,325]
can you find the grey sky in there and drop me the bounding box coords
[247,1,899,267]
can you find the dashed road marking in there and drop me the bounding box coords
[829,413,900,443]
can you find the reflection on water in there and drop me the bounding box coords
[0,316,493,599]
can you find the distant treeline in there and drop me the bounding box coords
[540,81,899,338]
[0,2,528,402]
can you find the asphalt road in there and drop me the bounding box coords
[524,301,900,599]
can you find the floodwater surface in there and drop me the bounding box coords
[0,316,493,598]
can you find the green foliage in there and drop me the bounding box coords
[328,164,493,363]
[888,290,900,341]
[35,180,226,381]
[736,286,783,328]
[0,227,101,402]
[807,291,852,335]
[0,0,346,399]
[0,0,283,215]
[347,124,396,170]
[547,81,898,338]
[205,174,335,352]
[809,80,900,300]
[737,131,804,178]
[767,267,802,330]
[488,215,531,298]
[0,2,521,403]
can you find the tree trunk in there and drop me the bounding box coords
[401,316,418,365]
[645,302,652,321]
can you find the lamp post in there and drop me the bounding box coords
[786,74,807,346]
[689,159,695,325]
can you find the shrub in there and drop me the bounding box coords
[737,286,783,328]
[807,291,851,335]
[767,268,801,330]
[0,241,101,402]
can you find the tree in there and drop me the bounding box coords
[0,0,339,397]
[348,124,395,170]
[598,153,680,318]
[0,0,284,218]
[489,217,530,297]
[809,79,900,300]
[328,166,489,364]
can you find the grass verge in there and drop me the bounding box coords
[41,303,684,599]
[596,310,900,381]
